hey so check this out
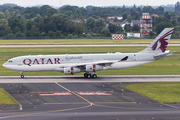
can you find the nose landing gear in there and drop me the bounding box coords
[20,71,24,78]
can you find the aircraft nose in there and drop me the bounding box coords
[2,62,8,68]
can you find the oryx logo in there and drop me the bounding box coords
[151,29,173,52]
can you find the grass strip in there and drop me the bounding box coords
[123,82,180,103]
[0,39,180,45]
[0,88,18,105]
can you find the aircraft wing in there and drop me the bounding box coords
[60,56,128,68]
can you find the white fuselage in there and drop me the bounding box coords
[3,52,155,73]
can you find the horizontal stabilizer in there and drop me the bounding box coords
[154,51,175,59]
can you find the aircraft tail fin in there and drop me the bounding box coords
[139,28,174,53]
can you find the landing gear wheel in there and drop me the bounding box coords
[84,73,88,78]
[20,71,24,78]
[21,75,24,78]
[92,74,97,79]
[87,74,91,78]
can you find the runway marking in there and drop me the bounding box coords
[39,93,72,96]
[44,102,136,105]
[0,104,93,119]
[92,103,175,111]
[30,91,113,94]
[55,82,92,104]
[161,103,178,109]
[77,92,112,95]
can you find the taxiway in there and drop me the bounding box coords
[0,75,180,120]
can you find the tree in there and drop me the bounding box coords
[11,10,21,18]
[20,16,26,33]
[47,8,58,15]
[59,5,76,13]
[40,5,51,15]
[149,31,155,37]
[47,30,55,36]
[155,22,173,34]
[143,6,154,14]
[55,30,62,36]
[123,13,127,20]
[132,25,140,32]
[108,24,123,33]
[5,9,11,19]
[164,12,171,20]
[94,18,106,28]
[15,31,25,37]
[101,27,111,36]
[0,12,5,19]
[25,30,32,37]
[154,6,164,15]
[8,18,22,33]
[86,17,95,32]
[40,32,46,36]
[5,26,12,35]
[172,19,178,26]
[29,12,37,18]
[124,24,132,32]
[74,9,83,19]
[65,11,73,17]
[26,19,35,31]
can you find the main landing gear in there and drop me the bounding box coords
[20,71,24,78]
[84,72,97,79]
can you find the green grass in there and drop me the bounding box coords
[123,82,180,103]
[0,46,180,76]
[0,88,18,105]
[0,39,180,45]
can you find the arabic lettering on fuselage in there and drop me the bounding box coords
[65,56,82,59]
[23,58,60,66]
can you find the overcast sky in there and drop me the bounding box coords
[0,0,178,7]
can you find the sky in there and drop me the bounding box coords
[0,0,178,7]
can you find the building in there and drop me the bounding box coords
[131,20,140,27]
[106,17,123,21]
[109,22,122,27]
[120,19,130,28]
[152,14,159,17]
[140,13,152,36]
[127,33,140,38]
[109,19,130,29]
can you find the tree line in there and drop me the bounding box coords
[0,3,180,38]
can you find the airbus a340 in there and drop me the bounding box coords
[3,28,174,78]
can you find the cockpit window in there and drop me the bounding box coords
[8,60,13,63]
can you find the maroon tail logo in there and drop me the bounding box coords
[151,29,173,52]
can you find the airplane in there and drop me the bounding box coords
[3,28,174,78]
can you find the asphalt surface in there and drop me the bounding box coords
[0,76,180,120]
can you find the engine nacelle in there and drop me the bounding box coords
[86,64,103,72]
[64,67,81,75]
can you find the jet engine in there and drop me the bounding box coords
[86,64,103,72]
[64,67,81,75]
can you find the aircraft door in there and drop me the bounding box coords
[133,55,137,61]
[133,55,141,61]
[18,58,23,66]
